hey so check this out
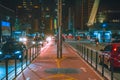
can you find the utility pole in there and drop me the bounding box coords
[57,0,62,59]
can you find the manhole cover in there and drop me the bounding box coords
[45,68,81,74]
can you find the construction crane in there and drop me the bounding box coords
[87,0,100,27]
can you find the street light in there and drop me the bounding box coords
[57,0,62,59]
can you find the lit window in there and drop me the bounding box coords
[18,6,22,8]
[34,6,39,8]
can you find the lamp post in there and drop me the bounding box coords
[57,0,62,59]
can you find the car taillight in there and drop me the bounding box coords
[113,48,117,52]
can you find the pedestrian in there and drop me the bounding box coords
[95,38,99,46]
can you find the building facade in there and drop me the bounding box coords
[74,0,95,31]
[0,4,15,42]
[16,0,41,33]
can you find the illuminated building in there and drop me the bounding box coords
[74,0,95,30]
[16,0,41,33]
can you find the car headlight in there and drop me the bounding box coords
[39,41,43,44]
[19,38,22,41]
[15,51,21,54]
[46,36,51,42]
[32,41,36,44]
[18,55,22,59]
[19,37,27,42]
[0,51,3,55]
[23,37,27,41]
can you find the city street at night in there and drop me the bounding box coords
[0,0,120,80]
[15,40,105,80]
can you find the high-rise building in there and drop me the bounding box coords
[74,0,95,31]
[16,0,41,33]
[40,0,56,34]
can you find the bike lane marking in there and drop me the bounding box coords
[41,55,99,80]
[35,41,103,80]
[40,56,79,80]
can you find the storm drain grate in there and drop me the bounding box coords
[45,68,81,74]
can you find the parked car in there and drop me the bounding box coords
[99,43,120,70]
[0,39,27,61]
[111,39,120,43]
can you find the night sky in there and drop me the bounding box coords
[0,0,120,11]
[0,0,16,10]
[100,0,120,10]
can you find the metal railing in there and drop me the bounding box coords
[0,44,41,80]
[68,42,120,80]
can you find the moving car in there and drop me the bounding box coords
[32,36,44,46]
[99,43,120,70]
[0,39,27,61]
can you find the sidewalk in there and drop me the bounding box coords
[15,40,105,80]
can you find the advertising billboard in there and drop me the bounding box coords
[1,21,11,36]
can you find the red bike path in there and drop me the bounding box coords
[15,40,106,80]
